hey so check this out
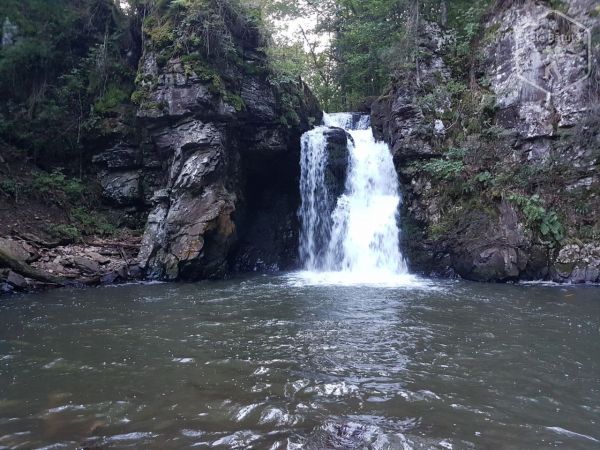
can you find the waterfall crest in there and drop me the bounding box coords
[298,112,412,285]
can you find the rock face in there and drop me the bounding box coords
[94,4,321,281]
[372,0,600,283]
[323,127,351,202]
[136,118,238,279]
[372,22,450,162]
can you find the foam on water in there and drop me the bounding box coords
[286,270,430,289]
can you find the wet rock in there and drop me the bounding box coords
[552,243,600,283]
[371,23,450,163]
[1,282,13,294]
[241,128,287,156]
[371,7,600,283]
[137,120,238,280]
[483,3,591,138]
[139,185,237,280]
[136,56,234,121]
[450,203,529,282]
[130,10,321,281]
[127,263,143,279]
[323,127,351,201]
[100,271,120,284]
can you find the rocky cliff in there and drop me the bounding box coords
[93,1,320,281]
[372,0,600,283]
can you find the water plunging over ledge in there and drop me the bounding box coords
[297,113,417,286]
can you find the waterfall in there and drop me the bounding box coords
[299,127,333,270]
[298,112,411,284]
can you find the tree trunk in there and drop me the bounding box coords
[0,249,65,285]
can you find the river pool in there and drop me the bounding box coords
[1,275,599,449]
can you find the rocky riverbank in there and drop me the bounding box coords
[0,234,142,294]
[0,0,320,293]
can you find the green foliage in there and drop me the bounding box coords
[445,0,493,78]
[223,92,245,112]
[70,207,117,236]
[49,208,119,240]
[94,85,131,114]
[331,0,415,109]
[508,194,564,242]
[49,224,81,241]
[474,171,493,186]
[0,178,18,198]
[422,159,464,180]
[254,0,496,109]
[0,0,135,167]
[31,169,86,201]
[131,87,151,105]
[181,54,224,92]
[147,18,175,48]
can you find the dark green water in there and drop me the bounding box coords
[0,275,599,449]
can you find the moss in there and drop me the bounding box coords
[131,89,149,105]
[139,101,162,111]
[223,92,245,112]
[548,0,568,13]
[428,222,451,240]
[482,21,502,45]
[156,53,169,67]
[147,19,175,49]
[180,54,224,93]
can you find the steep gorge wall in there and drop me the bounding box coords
[93,2,321,281]
[372,0,600,282]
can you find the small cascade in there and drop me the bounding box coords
[299,127,333,270]
[298,112,410,284]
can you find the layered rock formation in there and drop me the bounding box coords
[94,2,320,280]
[372,0,600,282]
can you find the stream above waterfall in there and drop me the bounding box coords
[1,278,599,449]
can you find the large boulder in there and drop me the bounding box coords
[450,203,530,282]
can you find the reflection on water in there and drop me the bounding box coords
[0,276,599,449]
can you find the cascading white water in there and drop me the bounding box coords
[299,127,333,270]
[298,112,413,285]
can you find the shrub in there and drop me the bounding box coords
[49,224,81,242]
[94,86,130,114]
[508,194,564,242]
[31,169,86,201]
[70,207,116,236]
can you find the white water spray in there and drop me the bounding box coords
[297,113,414,285]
